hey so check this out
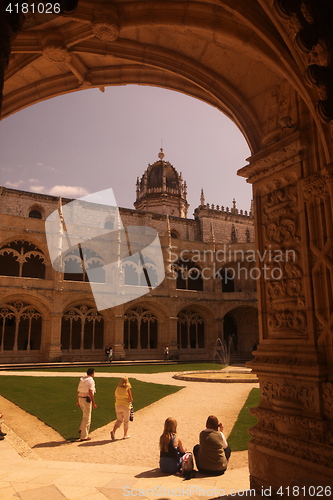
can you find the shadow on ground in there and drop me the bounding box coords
[135,467,173,478]
[33,440,71,448]
[78,439,112,447]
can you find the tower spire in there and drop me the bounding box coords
[200,188,205,206]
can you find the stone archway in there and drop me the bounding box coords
[1,0,333,492]
[223,306,258,359]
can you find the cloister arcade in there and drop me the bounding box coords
[1,0,333,492]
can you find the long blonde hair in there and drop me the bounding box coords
[118,377,131,389]
[159,417,177,452]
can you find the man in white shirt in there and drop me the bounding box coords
[76,368,97,441]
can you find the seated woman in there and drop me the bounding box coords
[193,415,230,476]
[159,417,186,474]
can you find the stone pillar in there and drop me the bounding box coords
[217,317,224,341]
[239,131,333,492]
[46,311,62,362]
[168,316,179,360]
[113,314,125,360]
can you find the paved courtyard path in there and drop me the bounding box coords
[0,368,259,471]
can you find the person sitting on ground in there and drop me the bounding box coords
[193,415,230,476]
[0,412,6,440]
[159,417,186,474]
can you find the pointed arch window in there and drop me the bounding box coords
[29,209,42,219]
[123,254,158,287]
[177,309,205,349]
[124,307,158,350]
[28,204,43,219]
[230,224,237,243]
[0,240,46,278]
[0,301,42,352]
[217,268,235,292]
[61,305,104,352]
[63,247,105,283]
[173,259,203,291]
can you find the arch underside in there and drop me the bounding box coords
[3,0,330,155]
[2,0,333,490]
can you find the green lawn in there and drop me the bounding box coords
[0,376,183,440]
[29,362,224,374]
[227,388,260,451]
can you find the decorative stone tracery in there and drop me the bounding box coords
[61,305,104,352]
[177,309,205,349]
[123,306,158,350]
[0,240,46,278]
[0,301,42,352]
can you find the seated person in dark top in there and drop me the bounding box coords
[193,415,231,476]
[159,417,186,474]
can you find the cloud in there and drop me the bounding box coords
[35,162,57,172]
[48,185,90,198]
[5,180,24,188]
[30,185,46,193]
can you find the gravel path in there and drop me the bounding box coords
[0,370,259,470]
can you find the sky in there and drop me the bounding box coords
[0,85,252,217]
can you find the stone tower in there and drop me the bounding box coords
[134,149,189,217]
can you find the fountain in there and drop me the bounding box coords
[172,337,258,383]
[213,336,233,366]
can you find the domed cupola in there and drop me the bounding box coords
[134,149,189,218]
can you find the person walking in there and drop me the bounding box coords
[164,346,169,361]
[110,377,133,440]
[76,368,97,441]
[108,346,113,362]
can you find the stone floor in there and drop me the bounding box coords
[0,364,256,500]
[0,436,251,500]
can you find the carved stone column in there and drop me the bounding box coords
[217,317,224,341]
[239,132,333,492]
[168,316,179,360]
[113,313,125,360]
[46,311,63,362]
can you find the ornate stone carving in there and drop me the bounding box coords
[238,135,301,182]
[265,219,298,245]
[249,424,333,468]
[322,382,333,420]
[43,43,71,64]
[268,310,306,333]
[264,185,298,221]
[250,353,319,368]
[262,82,297,146]
[261,381,316,412]
[260,181,306,337]
[251,406,325,442]
[92,20,119,42]
[303,172,329,201]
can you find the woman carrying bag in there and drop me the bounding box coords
[111,377,133,440]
